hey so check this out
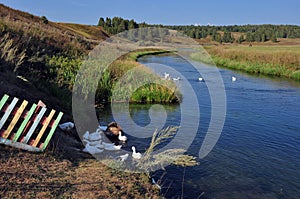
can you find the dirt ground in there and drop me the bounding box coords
[0,71,161,198]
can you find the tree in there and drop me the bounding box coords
[41,16,48,24]
[98,17,105,27]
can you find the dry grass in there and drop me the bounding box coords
[0,146,162,198]
[203,43,300,80]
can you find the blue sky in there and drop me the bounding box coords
[1,0,299,26]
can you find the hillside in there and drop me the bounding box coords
[0,4,162,198]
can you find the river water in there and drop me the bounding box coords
[99,54,300,198]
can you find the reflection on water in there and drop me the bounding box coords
[97,54,300,198]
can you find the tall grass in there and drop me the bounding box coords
[203,45,300,81]
[104,49,182,103]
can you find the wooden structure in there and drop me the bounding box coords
[0,94,63,152]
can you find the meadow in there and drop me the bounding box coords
[203,40,300,81]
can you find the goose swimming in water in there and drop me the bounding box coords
[198,77,205,82]
[132,146,142,159]
[232,76,237,82]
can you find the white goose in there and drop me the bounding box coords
[118,131,127,141]
[132,146,142,159]
[117,153,129,162]
[172,77,181,81]
[232,76,237,82]
[102,141,122,151]
[88,131,102,141]
[163,72,170,80]
[198,77,205,82]
[59,122,74,131]
[82,142,104,154]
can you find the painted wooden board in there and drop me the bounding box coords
[32,109,55,147]
[13,104,37,141]
[0,94,9,110]
[0,97,18,130]
[2,100,28,139]
[22,107,47,144]
[42,112,63,150]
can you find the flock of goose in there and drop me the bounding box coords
[81,125,142,161]
[162,72,237,82]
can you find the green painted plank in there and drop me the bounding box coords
[41,112,63,150]
[13,104,37,141]
[0,97,18,130]
[22,107,47,144]
[0,94,9,110]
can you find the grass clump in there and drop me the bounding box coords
[135,126,198,176]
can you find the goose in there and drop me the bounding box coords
[83,131,90,140]
[232,76,237,82]
[172,77,181,81]
[163,72,170,80]
[88,131,102,141]
[118,131,127,141]
[82,142,104,154]
[102,141,122,151]
[59,122,74,131]
[132,146,142,159]
[117,153,129,162]
[198,77,205,82]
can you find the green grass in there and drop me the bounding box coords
[104,49,182,103]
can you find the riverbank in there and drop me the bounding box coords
[202,43,300,81]
[98,49,181,103]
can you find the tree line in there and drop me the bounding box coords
[98,17,300,43]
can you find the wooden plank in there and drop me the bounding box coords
[41,112,63,150]
[0,94,9,110]
[0,97,18,130]
[0,137,42,152]
[32,109,55,147]
[2,100,28,138]
[13,104,37,141]
[22,107,46,144]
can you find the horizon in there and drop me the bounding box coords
[0,0,299,26]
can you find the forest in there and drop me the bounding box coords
[98,16,300,43]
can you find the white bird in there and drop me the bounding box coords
[59,122,74,131]
[102,141,122,151]
[232,76,237,82]
[117,153,129,162]
[172,77,181,81]
[132,146,142,159]
[163,72,170,80]
[83,131,90,140]
[118,131,127,142]
[198,77,205,82]
[87,131,102,141]
[82,142,104,154]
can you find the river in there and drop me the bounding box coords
[99,54,300,198]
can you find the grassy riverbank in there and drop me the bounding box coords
[202,43,300,81]
[96,49,181,103]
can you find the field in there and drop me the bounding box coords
[203,39,300,81]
